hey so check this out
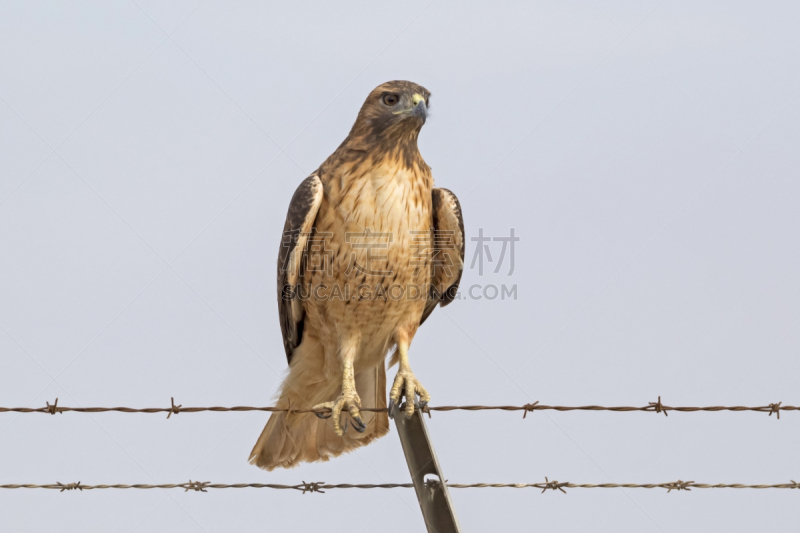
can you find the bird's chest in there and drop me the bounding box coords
[302,164,433,345]
[313,165,432,284]
[355,169,428,233]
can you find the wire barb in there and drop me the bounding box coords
[46,398,62,415]
[419,402,431,418]
[665,480,693,493]
[301,481,325,494]
[768,402,782,420]
[166,397,182,419]
[57,481,81,492]
[649,396,668,417]
[183,480,209,492]
[541,477,567,494]
[522,401,539,419]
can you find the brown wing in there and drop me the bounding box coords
[278,175,323,362]
[420,187,465,325]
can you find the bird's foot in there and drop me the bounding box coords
[388,368,430,419]
[313,390,365,436]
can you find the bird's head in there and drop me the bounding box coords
[347,81,431,147]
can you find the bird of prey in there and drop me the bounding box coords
[249,81,464,470]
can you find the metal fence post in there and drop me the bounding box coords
[391,402,462,533]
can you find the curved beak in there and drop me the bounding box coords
[411,94,427,122]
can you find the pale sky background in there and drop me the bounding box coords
[2,1,800,531]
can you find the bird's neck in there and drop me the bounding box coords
[339,126,422,169]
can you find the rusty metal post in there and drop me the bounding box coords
[391,402,462,533]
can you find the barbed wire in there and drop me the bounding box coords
[1,479,797,493]
[0,397,794,419]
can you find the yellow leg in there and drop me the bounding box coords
[313,346,365,436]
[389,341,430,418]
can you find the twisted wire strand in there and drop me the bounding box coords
[1,480,797,493]
[0,397,794,419]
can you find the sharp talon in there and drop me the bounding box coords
[353,415,366,430]
[419,400,428,409]
[315,411,331,419]
[388,398,395,419]
[341,421,347,435]
[350,420,366,433]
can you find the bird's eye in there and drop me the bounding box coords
[382,94,399,106]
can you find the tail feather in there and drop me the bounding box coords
[249,340,390,470]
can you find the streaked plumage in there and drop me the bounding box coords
[250,81,464,470]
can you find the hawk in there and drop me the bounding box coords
[249,81,465,470]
